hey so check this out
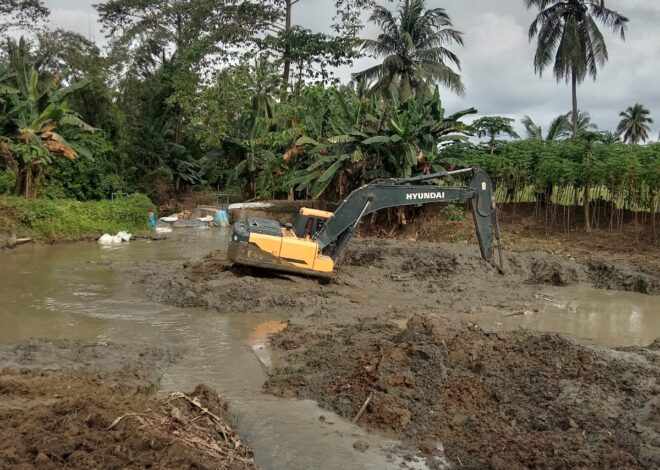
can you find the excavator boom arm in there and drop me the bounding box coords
[314,168,499,267]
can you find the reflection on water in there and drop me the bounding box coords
[0,230,428,470]
[491,286,659,347]
[248,320,288,370]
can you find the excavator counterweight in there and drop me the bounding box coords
[227,167,503,278]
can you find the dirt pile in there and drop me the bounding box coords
[0,340,255,469]
[345,239,658,294]
[265,316,660,469]
[140,238,658,322]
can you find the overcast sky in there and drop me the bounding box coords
[42,0,660,140]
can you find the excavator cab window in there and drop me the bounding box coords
[294,215,326,239]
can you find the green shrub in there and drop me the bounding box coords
[42,133,131,201]
[0,172,15,195]
[0,193,156,240]
[444,203,465,222]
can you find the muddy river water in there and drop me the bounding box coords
[1,229,658,469]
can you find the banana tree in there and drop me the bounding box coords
[0,67,93,198]
[291,87,374,198]
[293,85,475,199]
[362,87,475,178]
[233,114,293,198]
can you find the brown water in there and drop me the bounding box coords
[0,230,437,470]
[507,286,659,347]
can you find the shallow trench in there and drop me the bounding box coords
[0,229,657,469]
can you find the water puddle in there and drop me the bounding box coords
[527,286,658,347]
[478,286,659,347]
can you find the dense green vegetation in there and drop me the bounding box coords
[453,140,658,206]
[0,194,155,240]
[0,0,658,239]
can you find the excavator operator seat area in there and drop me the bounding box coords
[294,207,333,239]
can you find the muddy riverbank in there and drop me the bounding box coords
[265,317,659,468]
[140,236,660,468]
[141,237,658,320]
[0,339,255,469]
[2,231,436,469]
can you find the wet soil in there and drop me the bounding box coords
[139,236,660,468]
[265,316,660,469]
[0,340,255,469]
[389,203,660,277]
[141,238,658,321]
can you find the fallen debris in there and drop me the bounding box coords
[0,340,255,469]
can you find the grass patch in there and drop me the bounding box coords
[0,194,156,241]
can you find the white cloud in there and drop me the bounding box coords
[48,7,102,42]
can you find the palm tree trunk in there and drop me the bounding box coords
[571,69,578,137]
[281,0,294,100]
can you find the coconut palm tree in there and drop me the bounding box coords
[522,109,595,140]
[354,0,464,102]
[525,0,628,137]
[522,114,571,140]
[573,109,597,133]
[616,104,654,144]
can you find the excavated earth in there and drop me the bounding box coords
[265,318,659,469]
[140,238,659,319]
[0,340,256,469]
[139,237,660,469]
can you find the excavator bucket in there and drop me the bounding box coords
[468,169,500,266]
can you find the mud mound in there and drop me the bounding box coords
[266,316,660,469]
[344,239,465,276]
[586,261,658,294]
[525,256,658,293]
[0,340,255,469]
[528,258,581,286]
[140,238,658,323]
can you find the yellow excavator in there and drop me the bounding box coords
[227,167,503,278]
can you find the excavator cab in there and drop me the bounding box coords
[293,208,333,239]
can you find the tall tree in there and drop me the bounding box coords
[354,0,464,102]
[525,0,628,136]
[97,0,279,76]
[261,0,374,97]
[616,103,653,144]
